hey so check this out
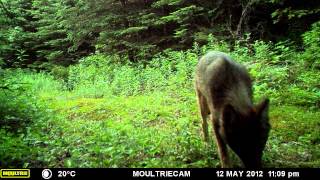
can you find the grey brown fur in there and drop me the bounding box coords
[195,51,270,168]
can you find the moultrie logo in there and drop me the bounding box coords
[0,169,30,178]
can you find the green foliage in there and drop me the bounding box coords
[1,28,320,168]
[271,1,320,23]
[0,68,64,167]
[66,51,198,97]
[0,0,35,67]
[253,40,274,62]
[200,34,230,54]
[0,71,34,130]
[31,0,78,65]
[269,0,320,42]
[51,65,69,81]
[302,21,320,68]
[1,0,319,66]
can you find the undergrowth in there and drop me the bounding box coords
[1,23,319,167]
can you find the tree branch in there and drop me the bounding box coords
[235,0,252,38]
[0,0,15,20]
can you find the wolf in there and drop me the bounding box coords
[195,51,270,168]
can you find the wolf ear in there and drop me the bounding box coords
[222,104,238,128]
[256,98,270,123]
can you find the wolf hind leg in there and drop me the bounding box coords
[196,88,210,142]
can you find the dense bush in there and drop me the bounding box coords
[0,69,54,130]
[64,33,319,108]
[0,68,63,167]
[302,21,320,68]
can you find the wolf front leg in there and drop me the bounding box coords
[212,119,231,168]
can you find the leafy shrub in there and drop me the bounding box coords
[302,20,320,68]
[0,70,35,130]
[51,65,69,81]
[231,39,252,63]
[253,40,274,62]
[66,51,198,97]
[110,66,141,96]
[63,35,319,109]
[200,34,230,54]
[0,69,60,130]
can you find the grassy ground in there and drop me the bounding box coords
[16,89,317,168]
[37,91,215,167]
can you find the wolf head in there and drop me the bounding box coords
[221,98,270,167]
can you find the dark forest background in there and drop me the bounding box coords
[1,0,319,66]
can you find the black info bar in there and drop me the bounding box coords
[0,168,319,180]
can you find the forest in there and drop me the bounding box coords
[0,0,319,168]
